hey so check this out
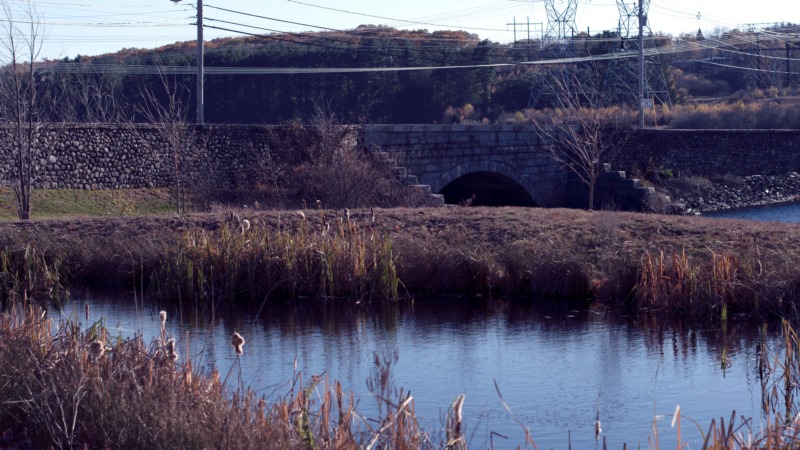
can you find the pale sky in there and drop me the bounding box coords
[8,0,800,60]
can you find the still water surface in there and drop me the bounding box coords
[705,201,800,222]
[53,294,779,449]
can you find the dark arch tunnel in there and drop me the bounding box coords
[439,171,537,206]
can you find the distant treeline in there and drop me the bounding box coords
[37,24,800,124]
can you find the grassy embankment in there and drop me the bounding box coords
[0,198,799,317]
[0,187,174,220]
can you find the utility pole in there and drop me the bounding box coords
[787,41,791,88]
[637,0,645,128]
[197,0,204,124]
[171,0,204,124]
[508,17,544,52]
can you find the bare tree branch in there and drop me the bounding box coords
[0,0,49,220]
[134,61,194,214]
[534,65,633,210]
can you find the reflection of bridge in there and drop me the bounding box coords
[364,124,652,209]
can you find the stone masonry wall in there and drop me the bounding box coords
[1,124,797,192]
[0,124,278,190]
[364,124,568,206]
[615,129,800,177]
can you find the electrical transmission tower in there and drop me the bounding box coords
[544,0,578,42]
[617,0,649,38]
[603,0,672,109]
[528,0,579,108]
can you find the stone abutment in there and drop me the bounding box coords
[0,124,795,209]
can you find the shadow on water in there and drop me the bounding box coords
[41,289,789,449]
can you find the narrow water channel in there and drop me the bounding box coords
[52,292,779,449]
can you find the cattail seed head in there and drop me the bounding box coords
[231,332,245,347]
[159,310,167,327]
[165,338,178,361]
[453,394,465,424]
[88,340,105,360]
[241,219,251,234]
[231,332,245,355]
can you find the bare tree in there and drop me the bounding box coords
[535,66,632,210]
[56,68,129,123]
[135,65,195,214]
[0,1,48,220]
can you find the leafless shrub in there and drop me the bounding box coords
[671,68,731,98]
[668,101,800,129]
[249,102,434,210]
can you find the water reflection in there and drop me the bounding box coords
[49,292,782,449]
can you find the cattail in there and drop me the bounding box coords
[165,338,178,361]
[88,340,105,360]
[231,332,245,355]
[241,219,251,234]
[453,394,464,424]
[447,394,465,447]
[671,404,681,427]
[159,310,167,327]
[344,208,350,221]
[297,211,306,220]
[595,417,602,441]
[452,394,464,431]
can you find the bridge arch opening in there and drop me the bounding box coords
[439,171,537,206]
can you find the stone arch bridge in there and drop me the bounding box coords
[363,124,650,208]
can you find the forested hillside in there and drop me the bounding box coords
[40,24,800,125]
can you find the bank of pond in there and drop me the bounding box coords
[3,208,800,319]
[1,207,800,448]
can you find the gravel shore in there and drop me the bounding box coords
[654,172,800,214]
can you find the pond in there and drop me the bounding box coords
[705,201,800,223]
[52,292,781,449]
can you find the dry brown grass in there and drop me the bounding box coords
[664,101,800,129]
[0,299,443,449]
[0,207,799,315]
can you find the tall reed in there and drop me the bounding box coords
[0,243,68,305]
[152,214,398,304]
[0,298,442,449]
[631,249,792,317]
[692,320,800,449]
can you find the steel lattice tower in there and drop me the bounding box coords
[617,0,650,38]
[544,0,578,41]
[604,0,672,108]
[528,0,579,108]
